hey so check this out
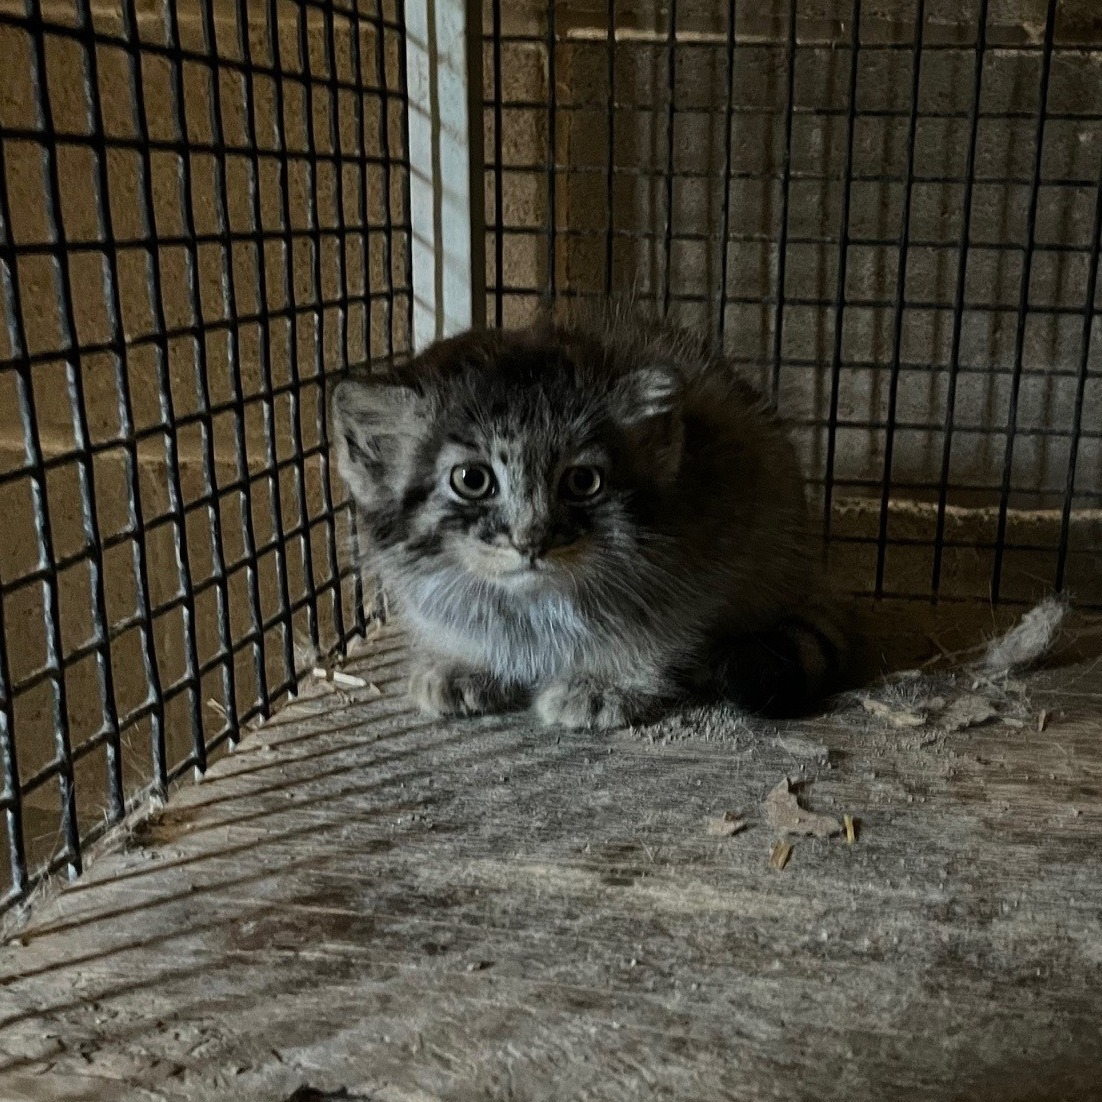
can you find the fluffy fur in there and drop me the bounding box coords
[331,308,846,728]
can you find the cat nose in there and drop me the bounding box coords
[510,533,548,561]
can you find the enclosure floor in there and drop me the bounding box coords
[2,622,1102,1102]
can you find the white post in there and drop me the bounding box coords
[404,0,486,351]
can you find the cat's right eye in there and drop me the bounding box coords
[449,463,497,500]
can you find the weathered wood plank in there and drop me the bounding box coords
[1,621,1100,1102]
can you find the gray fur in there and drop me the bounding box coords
[331,309,843,728]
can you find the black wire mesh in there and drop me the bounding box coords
[0,0,411,911]
[2,0,1101,914]
[482,0,1102,610]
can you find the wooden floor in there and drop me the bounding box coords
[2,618,1101,1102]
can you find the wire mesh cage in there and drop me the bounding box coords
[1,0,1100,912]
[0,0,412,909]
[482,0,1102,610]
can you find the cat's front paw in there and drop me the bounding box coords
[409,663,518,718]
[534,680,642,730]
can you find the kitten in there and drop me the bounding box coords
[331,309,847,728]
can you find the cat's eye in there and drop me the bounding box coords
[560,465,604,502]
[449,463,496,500]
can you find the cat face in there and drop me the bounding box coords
[331,329,684,596]
[428,424,610,588]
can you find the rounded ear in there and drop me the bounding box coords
[610,364,684,484]
[330,374,425,509]
[610,364,680,425]
[330,329,494,508]
[331,374,420,456]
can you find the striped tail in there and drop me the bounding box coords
[709,611,849,718]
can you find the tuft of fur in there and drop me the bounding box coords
[331,308,847,728]
[980,595,1068,674]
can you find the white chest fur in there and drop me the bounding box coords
[400,570,594,686]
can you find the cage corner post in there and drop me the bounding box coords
[404,0,487,352]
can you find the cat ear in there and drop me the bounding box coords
[610,364,680,425]
[611,364,684,483]
[330,374,425,509]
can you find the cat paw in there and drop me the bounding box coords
[409,663,517,718]
[534,680,641,730]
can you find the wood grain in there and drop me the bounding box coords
[1,623,1100,1102]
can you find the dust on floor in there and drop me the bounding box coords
[1,610,1101,1102]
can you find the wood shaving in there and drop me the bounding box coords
[205,698,229,720]
[939,694,998,732]
[305,667,382,696]
[312,668,369,689]
[769,841,793,870]
[705,811,746,837]
[861,698,925,728]
[1037,709,1048,733]
[776,735,829,760]
[922,696,947,712]
[763,778,842,838]
[844,815,857,844]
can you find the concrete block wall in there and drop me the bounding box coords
[482,0,1102,604]
[0,0,411,881]
[2,0,1101,896]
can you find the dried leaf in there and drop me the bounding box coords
[861,698,925,728]
[705,811,746,837]
[763,777,842,838]
[770,841,793,870]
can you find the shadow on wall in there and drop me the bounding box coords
[491,0,1102,607]
[546,2,1101,509]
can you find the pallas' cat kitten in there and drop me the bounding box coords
[332,311,846,728]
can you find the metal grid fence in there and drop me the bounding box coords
[0,0,411,910]
[3,0,1102,914]
[482,0,1102,609]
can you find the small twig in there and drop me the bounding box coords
[770,841,793,870]
[312,667,369,689]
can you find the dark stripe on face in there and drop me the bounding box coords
[437,504,493,533]
[445,433,480,449]
[370,506,404,549]
[371,483,440,551]
[401,482,433,513]
[474,515,510,542]
[405,531,445,557]
[344,433,382,476]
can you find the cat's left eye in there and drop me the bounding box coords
[560,465,604,502]
[449,463,497,500]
